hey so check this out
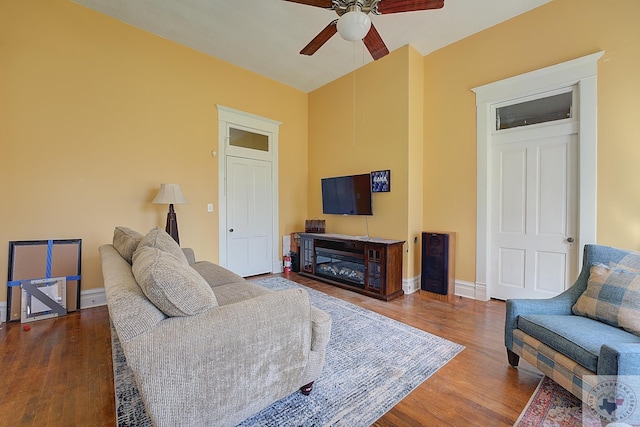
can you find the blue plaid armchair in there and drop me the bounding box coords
[505,244,640,399]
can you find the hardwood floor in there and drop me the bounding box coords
[0,273,542,426]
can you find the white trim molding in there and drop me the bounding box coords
[454,280,477,300]
[472,51,603,301]
[80,287,107,309]
[216,105,281,275]
[0,288,107,323]
[403,275,421,294]
[453,279,485,300]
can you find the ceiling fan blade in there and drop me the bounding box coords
[363,23,389,60]
[300,20,338,56]
[283,0,335,9]
[376,0,444,14]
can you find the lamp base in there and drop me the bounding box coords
[165,207,180,244]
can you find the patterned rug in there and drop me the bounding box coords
[112,277,464,426]
[513,376,636,427]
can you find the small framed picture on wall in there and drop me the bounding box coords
[371,170,390,193]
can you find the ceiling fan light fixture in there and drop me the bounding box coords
[337,10,371,41]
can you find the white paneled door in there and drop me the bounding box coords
[490,125,578,300]
[226,156,273,277]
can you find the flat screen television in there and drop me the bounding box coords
[321,173,373,216]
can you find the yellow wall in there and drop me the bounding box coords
[307,47,412,274]
[423,0,640,282]
[407,47,425,278]
[3,0,639,307]
[1,0,308,304]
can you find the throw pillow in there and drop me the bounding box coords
[137,226,189,265]
[113,226,143,264]
[572,264,640,336]
[132,246,218,317]
[610,251,640,272]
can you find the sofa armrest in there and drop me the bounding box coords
[310,306,331,351]
[598,343,640,376]
[123,287,314,427]
[181,247,196,265]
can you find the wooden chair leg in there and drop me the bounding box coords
[507,349,520,367]
[300,382,314,396]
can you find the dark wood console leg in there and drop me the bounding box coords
[507,349,520,367]
[300,382,314,396]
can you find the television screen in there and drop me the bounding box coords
[321,173,373,216]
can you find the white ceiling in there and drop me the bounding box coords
[72,0,552,93]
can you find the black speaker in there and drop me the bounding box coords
[291,252,300,273]
[421,232,450,295]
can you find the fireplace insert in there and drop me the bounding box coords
[315,249,365,289]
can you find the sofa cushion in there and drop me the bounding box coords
[113,226,143,264]
[137,227,188,265]
[190,261,245,288]
[572,264,640,335]
[210,281,273,306]
[132,246,218,316]
[518,314,640,372]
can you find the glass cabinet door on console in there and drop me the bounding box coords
[300,235,314,273]
[365,246,385,294]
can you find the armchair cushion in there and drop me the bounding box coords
[518,314,640,372]
[132,246,218,316]
[506,245,640,401]
[572,264,640,335]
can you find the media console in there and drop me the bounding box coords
[299,233,405,301]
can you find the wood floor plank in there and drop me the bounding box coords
[0,274,542,426]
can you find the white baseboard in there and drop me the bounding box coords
[454,280,488,301]
[403,276,420,294]
[2,278,489,322]
[454,280,477,299]
[0,288,106,324]
[406,276,485,301]
[80,287,107,309]
[474,281,488,301]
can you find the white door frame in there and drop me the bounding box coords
[217,105,281,273]
[472,51,603,301]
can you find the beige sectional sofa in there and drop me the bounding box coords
[99,226,332,427]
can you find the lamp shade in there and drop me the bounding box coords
[151,184,188,205]
[337,10,371,41]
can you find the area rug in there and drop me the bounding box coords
[513,376,640,427]
[112,277,464,426]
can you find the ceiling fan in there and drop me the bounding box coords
[284,0,445,60]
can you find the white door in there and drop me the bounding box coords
[226,156,273,277]
[490,125,578,300]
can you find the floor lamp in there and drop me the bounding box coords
[152,184,188,244]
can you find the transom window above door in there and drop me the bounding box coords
[495,90,573,131]
[229,128,269,152]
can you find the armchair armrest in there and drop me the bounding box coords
[505,292,576,350]
[599,343,640,376]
